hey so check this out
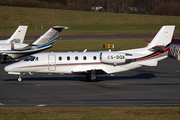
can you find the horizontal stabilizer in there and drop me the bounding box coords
[149,46,166,52]
[138,60,157,66]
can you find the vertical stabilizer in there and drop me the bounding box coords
[30,26,68,46]
[8,25,28,43]
[147,25,175,49]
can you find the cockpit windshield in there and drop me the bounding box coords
[24,56,38,61]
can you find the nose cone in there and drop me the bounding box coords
[4,64,13,72]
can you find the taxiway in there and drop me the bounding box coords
[0,58,180,107]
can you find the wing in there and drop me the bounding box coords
[72,69,107,75]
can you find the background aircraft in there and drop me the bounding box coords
[4,26,175,82]
[0,25,28,44]
[0,26,68,63]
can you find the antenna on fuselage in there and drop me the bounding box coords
[83,49,87,52]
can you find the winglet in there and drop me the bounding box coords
[52,26,69,32]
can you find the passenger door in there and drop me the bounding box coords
[48,54,56,71]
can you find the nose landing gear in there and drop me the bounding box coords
[17,77,22,82]
[17,73,25,82]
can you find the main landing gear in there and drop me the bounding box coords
[86,70,97,82]
[0,55,7,64]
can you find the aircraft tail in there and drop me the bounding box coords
[147,25,175,49]
[8,25,28,43]
[29,26,68,48]
[135,25,175,66]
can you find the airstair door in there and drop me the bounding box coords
[48,54,56,71]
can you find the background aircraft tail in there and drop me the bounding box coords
[147,25,175,49]
[8,25,28,43]
[11,26,68,59]
[29,26,68,48]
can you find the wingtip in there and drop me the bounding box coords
[52,26,69,29]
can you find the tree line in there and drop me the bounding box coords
[1,0,180,16]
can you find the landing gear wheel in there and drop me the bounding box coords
[0,55,7,64]
[17,73,25,82]
[91,78,97,82]
[17,77,22,82]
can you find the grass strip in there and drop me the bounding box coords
[0,107,180,120]
[0,6,180,36]
[24,39,148,51]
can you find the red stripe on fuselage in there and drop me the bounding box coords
[136,47,169,61]
[15,62,103,69]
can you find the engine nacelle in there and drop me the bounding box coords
[0,43,14,50]
[100,52,127,64]
[0,43,28,50]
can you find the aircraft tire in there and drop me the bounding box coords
[86,75,97,82]
[17,77,22,82]
[0,55,6,64]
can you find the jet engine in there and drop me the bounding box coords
[0,44,12,50]
[0,43,28,50]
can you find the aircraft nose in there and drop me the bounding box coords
[4,65,13,72]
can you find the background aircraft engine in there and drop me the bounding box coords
[0,44,12,50]
[0,43,28,51]
[100,52,127,65]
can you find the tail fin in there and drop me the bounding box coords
[136,26,175,66]
[147,25,175,49]
[29,26,68,47]
[8,25,28,43]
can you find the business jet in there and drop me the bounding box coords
[5,25,175,82]
[0,25,28,44]
[0,26,68,63]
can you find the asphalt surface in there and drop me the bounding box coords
[0,58,180,107]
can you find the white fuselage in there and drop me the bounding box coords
[4,25,175,82]
[5,47,165,75]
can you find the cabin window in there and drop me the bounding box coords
[59,57,62,61]
[67,56,70,61]
[83,56,87,60]
[24,56,33,61]
[75,56,78,60]
[24,56,38,61]
[24,56,36,61]
[30,56,35,61]
[93,56,97,60]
